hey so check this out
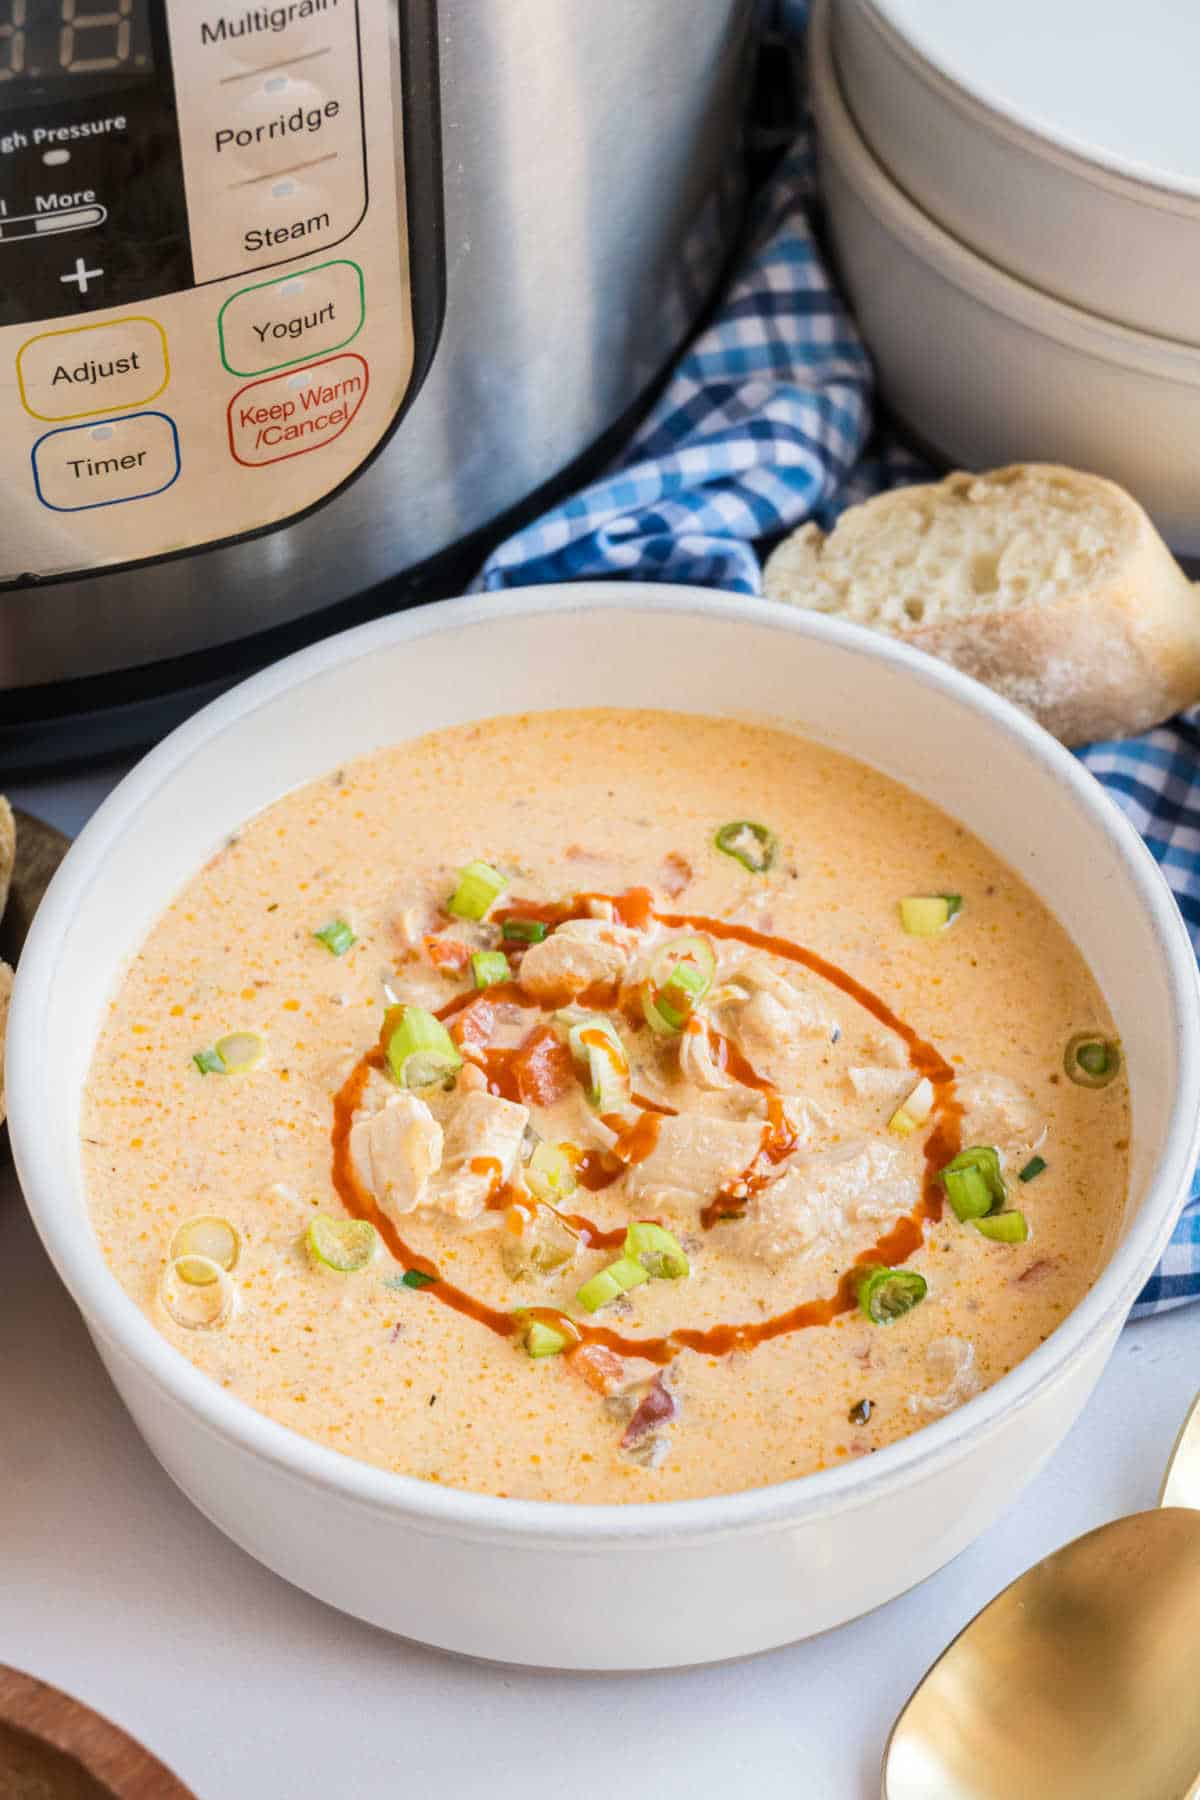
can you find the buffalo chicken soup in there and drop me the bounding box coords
[83,710,1127,1502]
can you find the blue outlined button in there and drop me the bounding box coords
[31,410,180,512]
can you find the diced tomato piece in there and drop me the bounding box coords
[508,1025,574,1106]
[571,1345,626,1395]
[425,935,470,973]
[450,999,496,1054]
[611,887,654,929]
[660,852,693,897]
[621,1372,677,1447]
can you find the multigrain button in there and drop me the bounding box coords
[218,259,364,375]
[32,411,180,511]
[227,353,368,465]
[17,315,169,421]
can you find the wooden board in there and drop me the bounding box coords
[0,1666,195,1799]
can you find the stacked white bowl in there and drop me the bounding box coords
[813,0,1200,553]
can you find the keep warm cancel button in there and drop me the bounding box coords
[227,353,368,467]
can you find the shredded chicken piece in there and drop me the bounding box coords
[626,1113,765,1209]
[349,1093,444,1222]
[846,1065,913,1109]
[860,1029,908,1069]
[958,1072,1045,1164]
[678,1015,737,1090]
[716,962,841,1083]
[517,919,637,1001]
[906,1337,981,1417]
[433,1090,530,1219]
[733,1138,919,1263]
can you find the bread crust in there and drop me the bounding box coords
[764,464,1200,745]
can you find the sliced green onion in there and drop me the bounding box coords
[314,918,356,957]
[514,1310,582,1358]
[193,1045,227,1076]
[649,935,717,993]
[625,1220,689,1280]
[714,820,777,874]
[383,1004,463,1089]
[502,918,549,945]
[899,894,962,936]
[888,1076,935,1137]
[170,1215,240,1272]
[1019,1155,1047,1184]
[856,1265,928,1324]
[974,1210,1029,1244]
[937,1144,1006,1222]
[576,1254,651,1313]
[471,949,510,990]
[1064,1033,1121,1089]
[525,1141,578,1204]
[160,1255,234,1330]
[215,1031,265,1074]
[400,1267,436,1289]
[567,1014,629,1112]
[643,935,717,1034]
[447,859,507,921]
[524,1319,570,1358]
[306,1215,379,1273]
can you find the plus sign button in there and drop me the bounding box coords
[60,256,104,297]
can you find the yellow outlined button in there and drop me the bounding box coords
[17,316,169,422]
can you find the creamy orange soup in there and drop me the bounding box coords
[82,710,1127,1502]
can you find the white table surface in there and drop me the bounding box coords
[4,764,1199,1800]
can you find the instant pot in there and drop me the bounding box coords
[0,0,755,766]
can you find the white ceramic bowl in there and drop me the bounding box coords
[836,0,1200,346]
[8,584,1200,1670]
[810,0,1200,556]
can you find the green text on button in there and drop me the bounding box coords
[218,259,365,376]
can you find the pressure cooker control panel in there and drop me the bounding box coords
[0,0,414,583]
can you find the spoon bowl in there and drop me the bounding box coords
[884,1391,1200,1799]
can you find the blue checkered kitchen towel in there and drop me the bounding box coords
[476,0,1200,1316]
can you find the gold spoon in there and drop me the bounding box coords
[883,1392,1200,1800]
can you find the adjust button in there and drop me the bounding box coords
[17,316,169,422]
[218,259,364,376]
[32,412,180,512]
[227,353,368,465]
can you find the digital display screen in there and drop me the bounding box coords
[0,0,154,105]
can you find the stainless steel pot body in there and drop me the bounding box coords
[0,0,753,691]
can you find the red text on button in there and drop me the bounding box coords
[227,352,368,466]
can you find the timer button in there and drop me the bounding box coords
[218,259,364,376]
[17,317,169,423]
[32,411,180,512]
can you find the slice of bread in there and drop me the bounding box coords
[763,464,1200,745]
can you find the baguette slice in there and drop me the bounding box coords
[763,465,1200,745]
[0,795,12,922]
[0,960,10,1125]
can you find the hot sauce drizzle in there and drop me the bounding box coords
[330,892,962,1366]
